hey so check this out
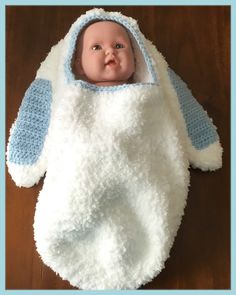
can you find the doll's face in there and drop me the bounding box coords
[74,21,135,86]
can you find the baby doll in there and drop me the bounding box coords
[7,8,222,290]
[72,20,135,86]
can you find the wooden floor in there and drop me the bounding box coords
[6,6,230,290]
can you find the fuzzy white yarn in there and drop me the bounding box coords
[33,84,189,289]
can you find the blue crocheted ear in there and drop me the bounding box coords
[8,78,52,165]
[168,68,219,150]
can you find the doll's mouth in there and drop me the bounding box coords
[105,59,118,67]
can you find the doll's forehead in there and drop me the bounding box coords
[84,20,129,35]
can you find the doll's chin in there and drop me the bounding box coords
[94,80,126,86]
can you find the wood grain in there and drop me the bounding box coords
[6,6,230,289]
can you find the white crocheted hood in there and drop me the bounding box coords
[61,8,159,87]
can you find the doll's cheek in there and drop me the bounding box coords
[77,62,85,75]
[73,55,84,75]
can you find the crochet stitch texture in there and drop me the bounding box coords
[168,68,219,149]
[8,78,52,165]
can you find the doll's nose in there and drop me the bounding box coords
[105,47,115,55]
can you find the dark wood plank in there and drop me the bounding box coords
[6,6,230,289]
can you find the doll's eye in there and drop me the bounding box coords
[115,43,125,49]
[92,44,102,50]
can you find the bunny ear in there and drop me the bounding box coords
[6,78,52,187]
[6,40,63,187]
[6,40,63,188]
[168,67,223,171]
